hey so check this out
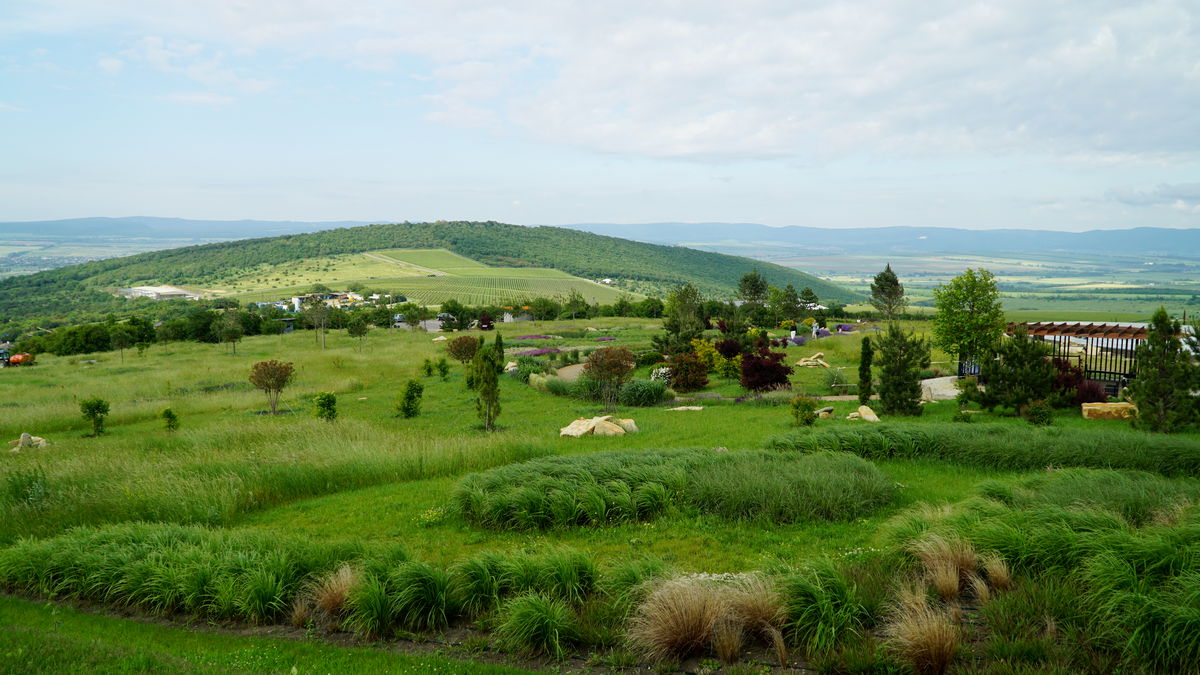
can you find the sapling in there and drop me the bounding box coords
[398,379,424,418]
[80,397,110,436]
[160,407,180,431]
[314,392,337,422]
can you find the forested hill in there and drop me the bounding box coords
[0,221,860,325]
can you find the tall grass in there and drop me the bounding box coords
[455,449,896,530]
[495,593,580,659]
[778,560,867,658]
[767,424,1200,477]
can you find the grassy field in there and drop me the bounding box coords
[2,317,1197,673]
[213,248,635,306]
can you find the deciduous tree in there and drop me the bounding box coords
[585,347,636,410]
[932,268,1004,366]
[249,359,295,415]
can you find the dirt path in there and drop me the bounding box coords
[556,363,586,382]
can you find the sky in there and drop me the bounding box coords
[1,0,1198,231]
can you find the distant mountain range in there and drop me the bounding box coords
[0,216,370,240]
[559,223,1200,257]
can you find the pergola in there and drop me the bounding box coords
[1009,322,1148,394]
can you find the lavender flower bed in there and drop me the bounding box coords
[596,336,616,341]
[836,324,855,332]
[814,328,832,338]
[514,335,552,340]
[788,336,807,346]
[516,348,561,356]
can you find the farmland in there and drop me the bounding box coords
[3,312,1198,674]
[212,248,635,306]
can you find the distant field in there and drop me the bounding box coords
[223,248,635,305]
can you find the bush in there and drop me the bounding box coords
[313,392,337,422]
[1024,400,1054,426]
[570,374,604,402]
[160,408,179,431]
[79,397,110,436]
[780,561,866,657]
[496,593,580,659]
[446,335,480,363]
[618,379,669,407]
[790,395,819,426]
[876,323,929,416]
[421,359,434,377]
[435,358,450,381]
[766,424,1200,477]
[715,338,743,359]
[739,348,792,392]
[669,353,709,392]
[585,347,636,410]
[397,379,423,418]
[635,350,665,367]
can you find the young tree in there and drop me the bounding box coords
[160,408,179,431]
[110,324,135,363]
[858,336,874,405]
[564,289,588,320]
[652,283,705,356]
[768,284,803,324]
[347,314,369,350]
[396,379,424,418]
[876,323,930,416]
[249,359,295,415]
[470,344,502,430]
[799,287,821,309]
[971,326,1055,414]
[932,268,1005,368]
[737,269,769,307]
[870,264,906,319]
[80,397,110,436]
[447,335,481,364]
[217,311,244,355]
[302,297,331,348]
[584,347,636,410]
[1129,308,1197,432]
[739,348,793,392]
[313,392,337,421]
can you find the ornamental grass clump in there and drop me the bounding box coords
[882,595,960,675]
[779,561,866,659]
[389,561,460,631]
[496,593,581,659]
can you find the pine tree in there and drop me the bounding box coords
[876,323,930,416]
[471,344,502,430]
[973,326,1055,413]
[870,264,906,319]
[1129,308,1196,432]
[858,336,874,405]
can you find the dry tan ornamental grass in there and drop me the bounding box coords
[883,598,960,675]
[626,573,788,665]
[909,533,978,580]
[979,552,1012,591]
[291,564,362,629]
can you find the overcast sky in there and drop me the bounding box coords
[2,1,1198,230]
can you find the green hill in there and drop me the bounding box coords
[0,221,861,326]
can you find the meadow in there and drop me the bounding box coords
[2,317,1198,673]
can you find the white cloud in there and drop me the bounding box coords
[10,0,1200,162]
[0,103,25,112]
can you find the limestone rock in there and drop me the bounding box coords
[504,361,519,373]
[560,418,597,437]
[432,336,447,342]
[613,418,639,433]
[1082,402,1138,420]
[8,433,49,451]
[858,405,881,422]
[846,412,860,420]
[816,406,835,415]
[818,411,833,419]
[667,406,704,411]
[592,420,626,436]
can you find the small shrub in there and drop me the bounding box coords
[790,395,818,426]
[421,359,434,377]
[739,349,792,392]
[160,408,179,431]
[585,347,636,410]
[435,358,450,381]
[714,338,743,359]
[79,397,110,436]
[636,350,665,367]
[669,353,709,392]
[619,379,669,407]
[446,335,481,363]
[496,593,580,659]
[452,553,507,617]
[780,562,866,658]
[1024,400,1054,426]
[346,572,395,639]
[397,379,424,418]
[313,392,337,422]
